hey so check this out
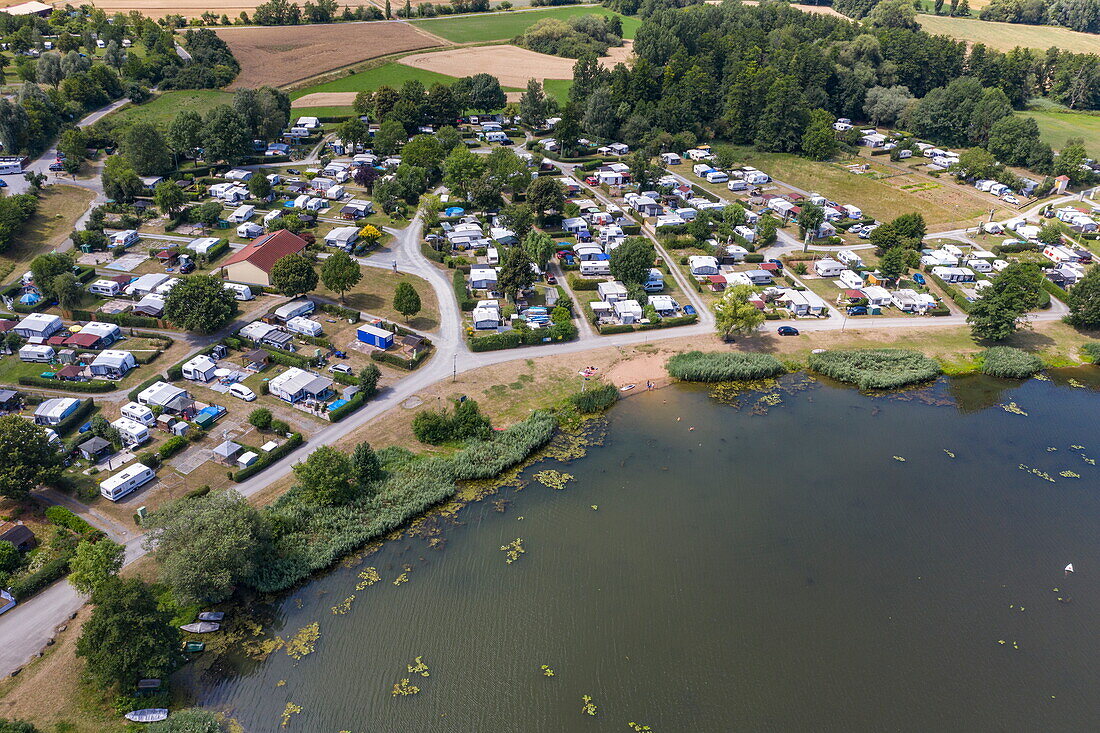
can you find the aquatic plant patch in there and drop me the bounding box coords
[807,349,940,390]
[980,347,1043,379]
[666,351,786,382]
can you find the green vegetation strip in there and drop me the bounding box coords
[808,349,941,390]
[666,351,786,382]
[980,347,1044,379]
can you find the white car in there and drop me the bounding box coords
[228,383,256,402]
[328,363,353,375]
[1003,194,1019,205]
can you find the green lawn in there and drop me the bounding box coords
[291,62,460,99]
[411,6,638,43]
[1020,110,1100,155]
[541,78,573,105]
[107,89,234,126]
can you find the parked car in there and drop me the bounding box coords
[178,259,195,274]
[777,326,800,336]
[767,258,784,271]
[328,363,353,375]
[847,306,869,316]
[912,273,926,285]
[585,176,599,185]
[859,226,877,239]
[545,274,557,285]
[228,384,256,402]
[48,162,64,171]
[1003,194,1019,205]
[683,304,697,316]
[286,168,301,174]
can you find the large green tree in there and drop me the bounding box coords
[76,578,182,689]
[201,105,251,165]
[102,155,142,203]
[526,176,565,223]
[68,538,124,595]
[164,274,239,333]
[122,122,171,175]
[714,284,765,339]
[498,246,535,302]
[392,280,422,321]
[270,253,318,297]
[801,108,838,161]
[1066,266,1100,329]
[320,250,362,302]
[967,263,1043,341]
[522,229,556,269]
[0,416,62,500]
[153,180,187,218]
[293,446,356,505]
[143,491,264,605]
[608,237,655,286]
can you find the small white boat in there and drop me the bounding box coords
[125,709,168,723]
[180,621,220,633]
[1065,564,1074,575]
[197,611,224,622]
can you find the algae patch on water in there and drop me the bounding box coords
[501,538,526,564]
[280,702,302,727]
[285,622,320,660]
[408,656,430,677]
[356,567,381,589]
[392,678,420,696]
[581,695,598,716]
[534,469,574,490]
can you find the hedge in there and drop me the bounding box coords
[1082,342,1100,363]
[636,314,698,330]
[9,555,71,600]
[319,302,361,322]
[18,376,116,392]
[744,253,765,263]
[204,239,230,263]
[45,505,101,538]
[599,324,635,334]
[468,331,522,351]
[329,392,369,422]
[157,435,188,460]
[422,240,446,263]
[1040,277,1069,303]
[453,269,476,311]
[55,398,96,437]
[232,432,304,481]
[567,273,599,291]
[929,273,972,313]
[371,348,432,370]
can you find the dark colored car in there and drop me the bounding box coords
[777,326,800,336]
[179,260,196,274]
[768,258,784,270]
[48,162,64,171]
[286,168,301,174]
[847,306,868,316]
[683,304,697,316]
[545,274,557,285]
[912,273,926,285]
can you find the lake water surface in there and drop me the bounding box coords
[197,373,1100,731]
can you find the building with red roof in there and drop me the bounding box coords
[218,230,308,287]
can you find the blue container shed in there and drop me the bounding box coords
[357,324,394,349]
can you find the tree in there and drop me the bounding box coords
[153,181,186,218]
[201,105,251,164]
[102,156,142,203]
[31,252,74,302]
[320,250,361,302]
[36,52,62,87]
[164,274,239,333]
[270,253,317,297]
[522,229,555,269]
[892,212,926,242]
[797,203,825,243]
[191,201,223,230]
[755,74,807,153]
[167,110,203,159]
[714,284,765,339]
[69,539,124,595]
[863,85,913,125]
[1054,139,1091,185]
[454,73,505,112]
[337,117,369,149]
[498,246,534,302]
[501,203,534,241]
[293,446,356,505]
[122,122,171,175]
[967,263,1043,340]
[967,291,1023,341]
[51,273,82,312]
[526,176,565,223]
[248,172,272,200]
[0,541,20,576]
[351,442,382,486]
[103,40,124,70]
[1066,267,1100,329]
[142,491,264,605]
[1037,221,1063,247]
[76,578,182,688]
[867,0,920,28]
[519,78,548,129]
[879,246,906,282]
[57,128,87,173]
[801,108,838,161]
[393,280,422,321]
[372,119,406,157]
[442,146,486,200]
[608,237,655,286]
[359,363,382,396]
[248,407,273,430]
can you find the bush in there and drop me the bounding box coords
[568,383,619,413]
[55,398,96,437]
[18,376,116,392]
[453,269,476,311]
[319,303,360,322]
[1083,342,1100,364]
[666,351,786,382]
[248,407,273,430]
[980,347,1043,379]
[44,505,99,538]
[137,452,160,469]
[8,555,71,600]
[808,349,941,390]
[157,436,188,460]
[743,253,765,263]
[599,324,634,334]
[567,273,599,291]
[411,399,491,444]
[328,392,368,422]
[468,331,522,351]
[371,348,431,370]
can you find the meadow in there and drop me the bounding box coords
[1020,110,1100,154]
[410,5,639,43]
[105,90,234,125]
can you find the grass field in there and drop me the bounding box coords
[917,15,1100,53]
[542,78,572,104]
[107,90,233,126]
[0,186,94,286]
[290,62,459,99]
[411,6,639,43]
[1020,110,1100,154]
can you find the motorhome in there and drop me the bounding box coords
[99,463,155,502]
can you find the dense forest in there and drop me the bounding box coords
[557,0,1098,181]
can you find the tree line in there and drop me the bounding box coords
[980,0,1100,35]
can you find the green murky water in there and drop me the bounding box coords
[197,373,1100,731]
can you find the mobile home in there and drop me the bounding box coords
[99,463,155,502]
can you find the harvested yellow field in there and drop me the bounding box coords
[217,21,443,89]
[41,0,378,19]
[918,15,1100,53]
[293,92,357,107]
[398,42,632,88]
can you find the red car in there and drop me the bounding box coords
[585,176,598,185]
[546,274,557,285]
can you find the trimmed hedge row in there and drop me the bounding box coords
[55,398,96,437]
[128,375,163,402]
[568,273,599,291]
[371,348,431,370]
[232,432,304,481]
[45,505,101,538]
[329,392,369,422]
[453,269,476,311]
[928,273,972,313]
[18,376,116,392]
[9,555,71,600]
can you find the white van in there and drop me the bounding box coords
[223,282,254,301]
[228,383,257,402]
[643,268,665,292]
[99,463,155,502]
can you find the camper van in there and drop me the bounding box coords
[579,260,611,276]
[286,316,322,337]
[99,462,155,502]
[223,282,254,301]
[643,268,665,292]
[110,416,150,447]
[89,279,121,297]
[19,345,55,363]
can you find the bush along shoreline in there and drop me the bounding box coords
[807,349,942,390]
[666,351,786,382]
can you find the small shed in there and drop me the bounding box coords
[357,324,394,349]
[244,349,270,371]
[0,522,36,552]
[77,436,113,462]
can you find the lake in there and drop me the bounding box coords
[196,372,1100,731]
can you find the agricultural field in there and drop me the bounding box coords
[217,22,442,89]
[917,15,1100,53]
[1020,110,1100,154]
[50,0,379,19]
[107,90,234,126]
[410,6,639,43]
[398,44,629,89]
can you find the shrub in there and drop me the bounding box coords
[453,269,476,311]
[248,407,273,429]
[743,253,765,263]
[468,331,522,352]
[1083,342,1100,364]
[328,392,368,422]
[17,376,116,392]
[568,383,619,413]
[567,273,599,291]
[137,452,160,469]
[8,555,71,600]
[157,436,188,460]
[980,347,1043,379]
[233,433,303,481]
[599,324,634,334]
[44,505,99,537]
[808,349,941,390]
[666,351,786,382]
